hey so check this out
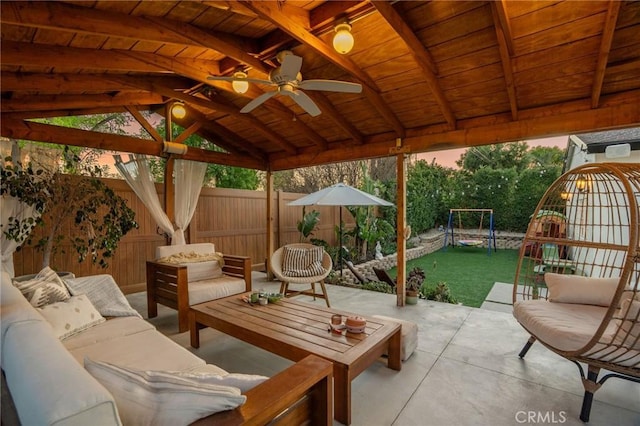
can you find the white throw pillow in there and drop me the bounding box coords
[282,246,325,277]
[169,367,268,393]
[84,358,246,426]
[13,266,71,308]
[38,295,106,339]
[64,274,141,318]
[546,273,619,307]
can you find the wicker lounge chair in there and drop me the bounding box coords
[513,163,640,422]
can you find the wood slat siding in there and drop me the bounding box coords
[11,176,349,294]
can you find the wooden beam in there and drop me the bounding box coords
[268,92,640,170]
[1,41,219,77]
[493,0,515,56]
[490,2,518,121]
[1,92,163,113]
[173,121,204,145]
[0,118,265,170]
[372,1,456,128]
[241,1,406,138]
[591,0,621,108]
[125,106,163,142]
[0,72,194,93]
[396,152,407,307]
[105,76,299,155]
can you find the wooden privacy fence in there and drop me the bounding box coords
[12,177,348,294]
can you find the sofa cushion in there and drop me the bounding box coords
[188,276,247,305]
[1,275,45,349]
[185,260,223,282]
[64,274,141,318]
[282,246,325,277]
[38,295,106,340]
[63,316,155,352]
[3,319,120,426]
[12,266,71,308]
[85,357,246,426]
[68,328,205,372]
[545,273,619,307]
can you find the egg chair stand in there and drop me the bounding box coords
[512,163,640,422]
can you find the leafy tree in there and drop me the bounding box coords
[456,142,529,172]
[2,146,138,269]
[527,146,565,168]
[406,160,452,234]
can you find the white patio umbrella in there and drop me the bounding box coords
[288,183,394,274]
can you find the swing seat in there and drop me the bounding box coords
[458,239,483,247]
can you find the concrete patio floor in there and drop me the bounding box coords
[126,273,639,426]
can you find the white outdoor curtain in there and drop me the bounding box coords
[1,197,38,276]
[0,141,58,276]
[114,154,176,241]
[173,159,207,245]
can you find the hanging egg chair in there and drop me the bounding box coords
[512,162,639,422]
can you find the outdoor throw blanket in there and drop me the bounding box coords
[157,251,225,268]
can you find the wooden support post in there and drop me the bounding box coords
[396,151,407,306]
[164,104,175,241]
[266,170,275,280]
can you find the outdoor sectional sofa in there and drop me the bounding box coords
[0,270,332,425]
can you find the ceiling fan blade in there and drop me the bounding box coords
[285,90,321,117]
[207,75,272,85]
[279,53,303,80]
[240,91,278,113]
[299,79,362,93]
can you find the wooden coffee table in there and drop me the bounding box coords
[189,293,402,425]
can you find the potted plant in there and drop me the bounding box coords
[405,266,425,305]
[2,146,138,271]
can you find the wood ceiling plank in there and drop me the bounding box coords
[372,1,455,128]
[241,0,406,138]
[514,55,597,87]
[415,4,494,48]
[1,92,163,113]
[0,72,188,92]
[591,0,622,108]
[512,36,600,73]
[514,13,607,55]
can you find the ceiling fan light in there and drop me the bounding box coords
[232,71,249,94]
[333,23,354,54]
[171,101,186,119]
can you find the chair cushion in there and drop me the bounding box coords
[281,246,325,277]
[545,273,619,307]
[618,298,640,349]
[188,276,246,305]
[85,357,246,426]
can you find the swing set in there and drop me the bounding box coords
[443,208,497,255]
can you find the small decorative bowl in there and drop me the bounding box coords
[267,293,283,303]
[345,316,367,333]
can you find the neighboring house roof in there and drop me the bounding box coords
[574,128,640,153]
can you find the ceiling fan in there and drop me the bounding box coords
[207,51,362,117]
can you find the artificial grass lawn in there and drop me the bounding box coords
[389,247,520,308]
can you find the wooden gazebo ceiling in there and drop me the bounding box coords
[1,1,639,171]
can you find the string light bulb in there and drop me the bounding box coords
[232,71,249,94]
[332,23,354,54]
[171,101,186,119]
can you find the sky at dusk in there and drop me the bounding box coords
[416,136,569,169]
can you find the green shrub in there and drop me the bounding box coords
[421,281,457,304]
